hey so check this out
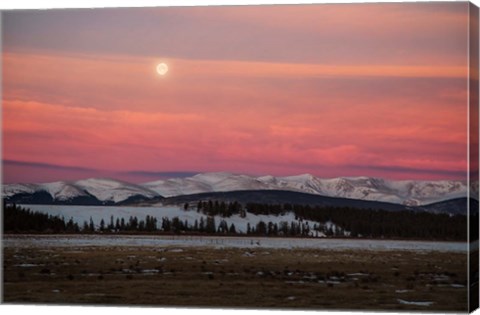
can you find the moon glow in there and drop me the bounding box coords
[156,63,169,76]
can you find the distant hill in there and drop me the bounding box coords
[159,189,471,215]
[160,189,409,211]
[419,197,478,215]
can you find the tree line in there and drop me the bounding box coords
[189,200,468,240]
[4,204,79,233]
[3,203,326,237]
[193,200,247,218]
[3,201,469,240]
[246,202,467,241]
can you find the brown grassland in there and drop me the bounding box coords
[3,244,468,311]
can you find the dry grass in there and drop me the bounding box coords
[3,245,468,311]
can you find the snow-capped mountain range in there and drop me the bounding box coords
[2,172,472,206]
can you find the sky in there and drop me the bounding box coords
[1,2,473,183]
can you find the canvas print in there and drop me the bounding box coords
[1,1,479,312]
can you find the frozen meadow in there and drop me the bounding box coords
[7,204,467,252]
[3,234,466,253]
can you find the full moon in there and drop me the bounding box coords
[156,63,168,76]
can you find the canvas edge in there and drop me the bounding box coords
[0,1,478,314]
[0,8,4,306]
[469,1,480,313]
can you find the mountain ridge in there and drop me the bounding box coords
[3,172,472,208]
[142,172,469,206]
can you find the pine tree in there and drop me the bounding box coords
[206,216,216,234]
[256,221,267,235]
[171,217,181,233]
[162,217,171,232]
[89,217,95,232]
[197,201,202,213]
[109,215,115,230]
[66,218,75,232]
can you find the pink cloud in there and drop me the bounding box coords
[3,49,469,182]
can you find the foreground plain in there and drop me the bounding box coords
[2,235,468,311]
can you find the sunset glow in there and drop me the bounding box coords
[2,3,470,183]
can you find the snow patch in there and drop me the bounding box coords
[397,299,434,307]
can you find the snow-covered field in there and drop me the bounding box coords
[2,234,466,252]
[22,204,337,235]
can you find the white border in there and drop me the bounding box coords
[0,0,478,10]
[0,1,479,315]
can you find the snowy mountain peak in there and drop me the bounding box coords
[191,172,235,183]
[3,183,40,197]
[39,181,88,201]
[288,173,316,180]
[3,178,159,204]
[74,178,158,203]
